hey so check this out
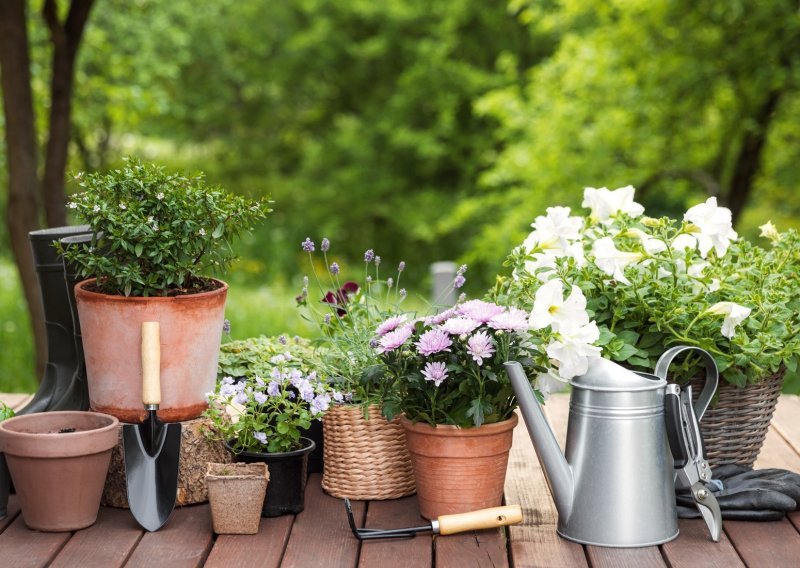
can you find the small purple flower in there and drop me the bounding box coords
[440,316,480,336]
[253,432,268,445]
[364,249,375,262]
[321,238,330,252]
[458,300,505,323]
[222,319,231,334]
[453,274,466,289]
[421,361,448,387]
[219,382,237,397]
[374,255,381,266]
[467,331,496,366]
[376,315,408,336]
[330,262,340,275]
[488,307,530,332]
[254,391,268,405]
[398,261,406,272]
[233,392,248,405]
[222,376,234,385]
[377,325,414,353]
[299,380,315,402]
[369,338,379,348]
[333,391,344,402]
[311,393,331,416]
[457,264,467,275]
[324,314,332,324]
[399,288,407,298]
[278,335,288,345]
[267,381,281,397]
[366,275,373,283]
[416,328,452,356]
[302,238,315,252]
[255,376,265,387]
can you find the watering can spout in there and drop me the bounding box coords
[505,361,573,522]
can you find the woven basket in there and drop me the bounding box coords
[321,404,416,500]
[687,368,784,469]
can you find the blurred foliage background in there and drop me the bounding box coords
[1,0,799,392]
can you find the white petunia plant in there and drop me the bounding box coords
[500,186,800,387]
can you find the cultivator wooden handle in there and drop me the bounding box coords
[437,505,523,535]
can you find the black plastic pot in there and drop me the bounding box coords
[301,420,324,474]
[225,438,315,517]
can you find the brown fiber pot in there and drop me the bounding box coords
[206,462,269,534]
[401,413,518,520]
[0,411,119,531]
[75,278,227,423]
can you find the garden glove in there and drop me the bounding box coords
[677,464,800,521]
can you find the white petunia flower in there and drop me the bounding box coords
[529,280,590,332]
[623,227,667,254]
[705,302,751,339]
[759,221,780,242]
[546,322,602,380]
[683,197,738,258]
[592,237,642,285]
[582,185,645,223]
[528,206,584,251]
[671,233,697,251]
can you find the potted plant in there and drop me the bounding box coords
[297,239,437,501]
[0,410,119,531]
[204,349,334,516]
[206,462,269,534]
[58,158,270,423]
[502,185,800,467]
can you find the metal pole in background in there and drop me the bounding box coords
[430,261,457,309]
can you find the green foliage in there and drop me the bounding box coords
[58,158,271,296]
[0,258,36,393]
[217,335,320,380]
[0,402,14,422]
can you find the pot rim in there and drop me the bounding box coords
[223,436,316,459]
[75,277,229,301]
[0,411,120,457]
[400,412,519,437]
[206,461,269,480]
[0,411,119,437]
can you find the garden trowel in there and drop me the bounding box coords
[123,321,181,532]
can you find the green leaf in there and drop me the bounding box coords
[614,343,639,362]
[134,243,143,257]
[212,222,225,238]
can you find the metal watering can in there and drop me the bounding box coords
[505,346,721,547]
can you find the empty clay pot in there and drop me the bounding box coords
[401,413,518,520]
[0,411,119,531]
[76,278,227,423]
[206,462,269,534]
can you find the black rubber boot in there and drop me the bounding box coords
[48,233,96,411]
[19,225,92,415]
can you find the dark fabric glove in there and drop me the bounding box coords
[676,464,800,521]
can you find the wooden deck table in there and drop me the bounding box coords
[1,393,800,567]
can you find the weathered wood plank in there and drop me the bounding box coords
[357,497,431,568]
[280,474,364,568]
[754,425,800,471]
[125,505,213,568]
[0,494,21,533]
[771,395,800,457]
[660,519,744,568]
[509,526,587,568]
[788,510,800,533]
[204,516,294,568]
[724,518,800,566]
[435,527,508,568]
[585,546,666,568]
[50,507,142,568]
[0,515,71,568]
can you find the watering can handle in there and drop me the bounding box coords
[655,346,718,420]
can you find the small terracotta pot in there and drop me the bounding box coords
[401,413,518,520]
[206,462,269,534]
[76,278,227,423]
[0,411,119,531]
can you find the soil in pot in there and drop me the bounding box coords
[0,411,119,531]
[206,462,269,534]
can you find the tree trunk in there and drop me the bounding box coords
[0,0,47,379]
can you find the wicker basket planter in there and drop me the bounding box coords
[321,404,415,500]
[687,368,785,468]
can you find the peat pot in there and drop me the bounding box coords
[75,278,228,423]
[206,462,269,534]
[0,411,118,531]
[401,414,517,520]
[225,438,315,517]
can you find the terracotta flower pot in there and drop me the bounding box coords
[401,413,518,520]
[0,411,119,531]
[206,462,269,534]
[75,278,227,423]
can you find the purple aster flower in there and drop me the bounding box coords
[253,432,268,445]
[267,381,281,397]
[330,262,340,275]
[376,315,408,336]
[253,391,268,405]
[374,255,381,266]
[399,288,407,298]
[302,238,315,252]
[421,361,449,387]
[321,238,330,252]
[453,274,466,289]
[440,316,480,336]
[377,325,414,353]
[458,300,505,323]
[364,249,375,262]
[467,331,496,366]
[222,319,231,334]
[488,307,530,332]
[398,261,406,272]
[416,328,452,356]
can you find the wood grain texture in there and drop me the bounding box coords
[125,505,213,568]
[754,425,800,471]
[771,395,800,456]
[509,526,587,568]
[0,494,21,533]
[724,518,800,567]
[435,527,508,568]
[280,474,364,568]
[660,519,744,568]
[205,516,294,568]
[585,545,667,568]
[50,507,143,568]
[0,515,71,568]
[357,497,431,568]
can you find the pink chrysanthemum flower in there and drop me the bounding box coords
[488,308,530,332]
[377,326,414,353]
[425,307,457,326]
[458,300,505,323]
[416,328,452,356]
[467,331,496,366]
[440,316,480,336]
[421,361,449,387]
[375,315,408,336]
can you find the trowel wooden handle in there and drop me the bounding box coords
[437,505,522,535]
[141,321,161,406]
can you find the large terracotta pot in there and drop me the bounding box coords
[0,411,118,531]
[75,278,227,422]
[401,413,518,520]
